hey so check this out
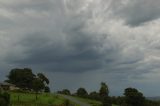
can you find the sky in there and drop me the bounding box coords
[0,0,160,97]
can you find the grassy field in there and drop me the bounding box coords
[10,92,67,106]
[9,92,117,106]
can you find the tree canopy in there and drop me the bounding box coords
[37,73,49,85]
[99,82,109,97]
[99,82,111,106]
[124,88,145,106]
[76,88,88,97]
[6,68,35,90]
[6,68,50,93]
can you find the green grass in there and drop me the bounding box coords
[10,92,66,106]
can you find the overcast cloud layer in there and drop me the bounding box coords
[0,0,160,96]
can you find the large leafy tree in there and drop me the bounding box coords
[6,68,35,90]
[6,68,50,92]
[124,88,145,106]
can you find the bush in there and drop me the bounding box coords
[57,89,71,95]
[76,88,88,97]
[64,99,70,106]
[89,91,100,100]
[102,96,112,106]
[0,97,7,106]
[124,88,145,106]
[0,91,10,106]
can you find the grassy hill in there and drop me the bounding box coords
[10,92,67,106]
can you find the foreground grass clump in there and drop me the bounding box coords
[10,92,66,106]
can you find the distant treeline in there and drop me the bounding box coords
[58,82,160,106]
[0,68,159,106]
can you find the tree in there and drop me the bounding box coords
[99,82,109,97]
[32,78,45,100]
[44,86,50,93]
[6,68,35,90]
[37,73,49,84]
[6,68,50,92]
[76,88,88,97]
[124,88,145,106]
[99,82,111,106]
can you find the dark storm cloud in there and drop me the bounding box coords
[0,0,155,76]
[1,0,112,73]
[6,26,106,72]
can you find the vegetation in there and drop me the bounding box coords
[44,86,50,93]
[109,88,160,106]
[124,88,145,106]
[6,68,50,93]
[0,91,10,106]
[68,83,160,106]
[58,89,71,95]
[99,82,109,97]
[76,88,88,97]
[89,91,100,100]
[10,92,67,106]
[1,68,160,106]
[2,68,80,106]
[99,82,111,106]
[32,78,45,100]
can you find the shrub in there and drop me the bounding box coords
[102,96,112,106]
[124,88,145,106]
[64,99,70,106]
[0,91,10,106]
[0,97,7,106]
